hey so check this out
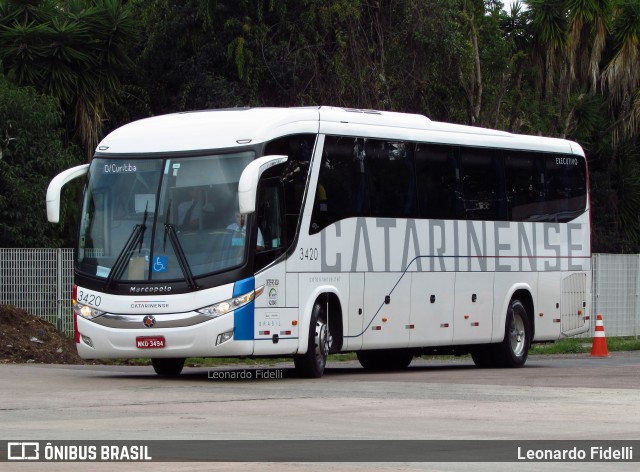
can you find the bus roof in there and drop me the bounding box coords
[95,106,584,157]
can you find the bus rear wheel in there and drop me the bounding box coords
[470,346,496,368]
[294,302,331,378]
[493,299,531,368]
[356,349,413,371]
[152,358,185,376]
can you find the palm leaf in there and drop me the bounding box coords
[602,1,640,105]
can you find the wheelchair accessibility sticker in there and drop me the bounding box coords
[152,256,168,272]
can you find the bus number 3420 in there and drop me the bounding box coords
[76,290,102,307]
[299,247,319,261]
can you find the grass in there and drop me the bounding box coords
[531,336,640,355]
[188,353,359,367]
[109,353,358,367]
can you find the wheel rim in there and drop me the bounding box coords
[509,308,526,357]
[314,320,332,369]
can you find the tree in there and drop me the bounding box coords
[0,0,139,159]
[0,74,79,247]
[566,0,612,92]
[124,0,252,114]
[602,0,640,141]
[383,0,470,121]
[529,0,568,97]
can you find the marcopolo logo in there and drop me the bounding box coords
[8,442,40,460]
[129,285,173,294]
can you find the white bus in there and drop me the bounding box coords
[47,107,591,377]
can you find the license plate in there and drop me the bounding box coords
[136,336,166,349]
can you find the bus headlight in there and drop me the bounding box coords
[197,285,264,319]
[73,302,105,320]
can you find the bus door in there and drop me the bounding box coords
[345,273,364,350]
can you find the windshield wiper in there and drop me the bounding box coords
[164,223,198,290]
[162,200,198,290]
[106,206,149,288]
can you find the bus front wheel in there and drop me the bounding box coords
[152,358,185,376]
[294,302,331,378]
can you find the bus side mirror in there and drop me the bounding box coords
[238,155,288,214]
[46,164,90,223]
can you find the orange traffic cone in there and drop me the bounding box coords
[590,314,609,357]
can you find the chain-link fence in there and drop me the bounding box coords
[1,249,638,339]
[590,253,640,338]
[0,248,74,336]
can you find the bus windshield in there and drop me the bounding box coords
[77,151,255,282]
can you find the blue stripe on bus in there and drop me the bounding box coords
[233,277,255,341]
[233,277,255,297]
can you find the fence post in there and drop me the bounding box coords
[591,253,598,338]
[57,248,63,332]
[636,254,640,340]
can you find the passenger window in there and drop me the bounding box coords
[365,140,417,218]
[543,154,587,222]
[310,136,369,234]
[254,179,285,271]
[415,144,460,219]
[459,148,507,221]
[505,152,545,221]
[264,134,315,243]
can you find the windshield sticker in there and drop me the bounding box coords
[152,256,168,273]
[96,266,110,278]
[103,163,137,173]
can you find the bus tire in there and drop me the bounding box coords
[493,299,530,368]
[356,349,413,371]
[471,346,496,368]
[152,358,185,376]
[294,302,331,378]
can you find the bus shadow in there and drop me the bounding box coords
[95,361,510,382]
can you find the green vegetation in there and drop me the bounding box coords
[531,336,640,354]
[114,354,356,368]
[0,0,139,160]
[0,75,78,246]
[186,357,292,367]
[532,338,589,354]
[2,0,640,251]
